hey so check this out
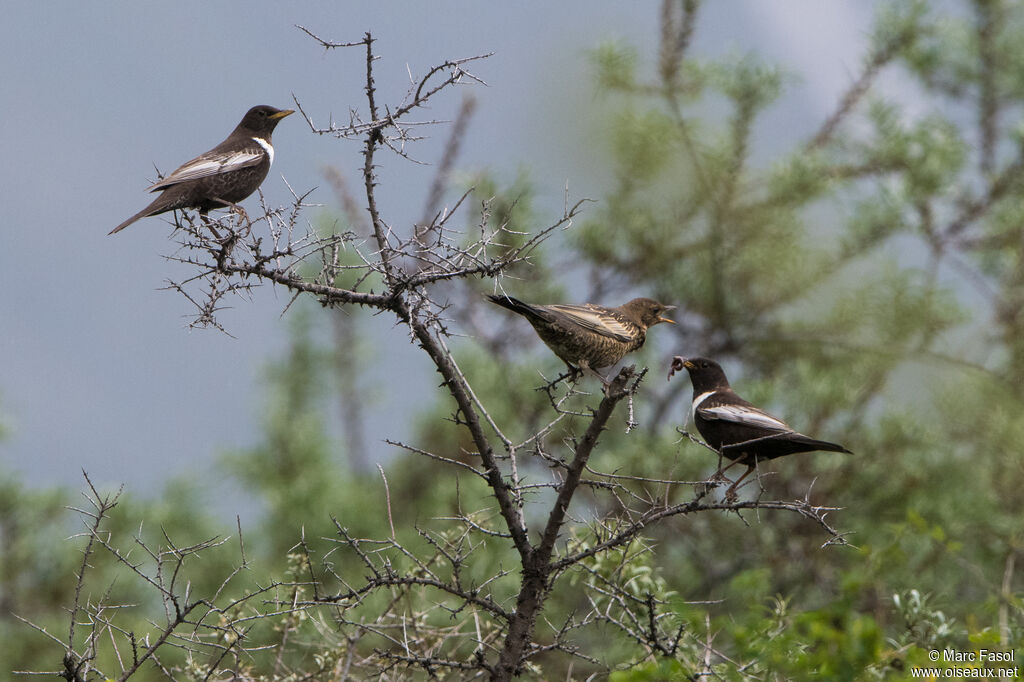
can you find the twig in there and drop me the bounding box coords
[377,464,396,540]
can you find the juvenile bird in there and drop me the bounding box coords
[110,105,294,235]
[669,356,852,498]
[488,294,675,381]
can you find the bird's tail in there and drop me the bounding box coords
[795,434,854,455]
[109,207,152,235]
[109,190,176,235]
[486,294,550,323]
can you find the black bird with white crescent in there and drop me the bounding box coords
[110,105,294,235]
[668,356,852,497]
[488,294,675,380]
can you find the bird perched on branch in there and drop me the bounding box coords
[110,105,294,235]
[668,356,852,499]
[487,294,675,382]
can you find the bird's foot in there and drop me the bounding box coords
[710,469,731,484]
[538,369,576,394]
[694,476,724,498]
[536,370,589,409]
[567,365,585,383]
[601,365,638,397]
[582,366,616,395]
[720,465,756,502]
[230,204,252,233]
[703,468,737,501]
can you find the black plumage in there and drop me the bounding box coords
[110,105,294,235]
[488,294,675,379]
[669,356,852,497]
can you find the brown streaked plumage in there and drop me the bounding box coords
[110,105,294,235]
[488,294,675,378]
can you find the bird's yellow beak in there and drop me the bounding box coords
[659,305,676,324]
[682,359,695,369]
[270,109,295,120]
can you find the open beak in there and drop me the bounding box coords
[659,305,676,324]
[270,109,295,120]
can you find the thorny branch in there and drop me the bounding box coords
[19,473,300,682]
[35,26,856,682]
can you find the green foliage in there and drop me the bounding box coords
[705,53,785,114]
[9,1,1024,678]
[557,0,1024,676]
[0,471,74,672]
[591,42,641,92]
[892,589,957,651]
[0,469,243,674]
[220,307,348,557]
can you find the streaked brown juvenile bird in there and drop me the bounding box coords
[110,105,294,235]
[488,294,675,381]
[668,356,852,499]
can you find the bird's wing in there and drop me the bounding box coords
[148,148,265,191]
[543,304,636,343]
[697,403,793,432]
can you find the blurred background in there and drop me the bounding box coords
[2,0,1021,677]
[0,1,874,494]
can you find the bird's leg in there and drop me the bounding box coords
[700,456,738,497]
[710,456,742,483]
[229,203,251,234]
[724,464,756,502]
[696,455,729,497]
[584,365,620,395]
[206,199,251,242]
[566,364,584,383]
[201,204,242,267]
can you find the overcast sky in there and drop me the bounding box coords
[0,2,875,498]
